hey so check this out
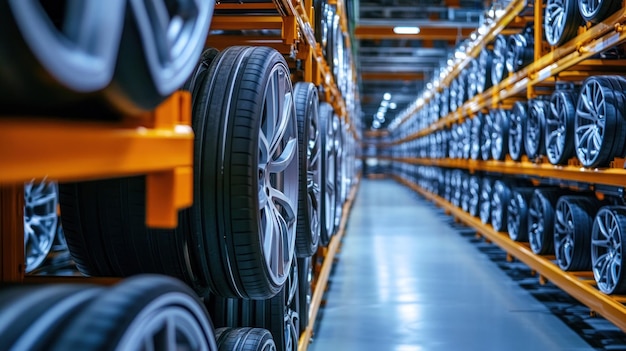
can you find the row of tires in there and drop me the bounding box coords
[12,45,359,351]
[394,163,626,295]
[394,0,623,134]
[390,75,626,168]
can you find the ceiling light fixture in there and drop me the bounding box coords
[393,26,420,35]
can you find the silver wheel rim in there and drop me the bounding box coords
[128,0,212,94]
[491,183,504,230]
[491,110,505,159]
[469,176,481,216]
[592,209,623,293]
[308,107,322,245]
[509,103,525,159]
[481,113,493,160]
[579,0,602,19]
[491,36,507,83]
[554,200,575,269]
[9,0,126,91]
[546,93,568,164]
[545,0,567,45]
[325,119,337,236]
[24,180,58,273]
[529,196,545,253]
[470,115,483,160]
[258,66,298,284]
[117,293,215,350]
[527,101,545,157]
[575,79,606,166]
[480,180,492,224]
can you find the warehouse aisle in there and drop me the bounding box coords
[308,179,594,351]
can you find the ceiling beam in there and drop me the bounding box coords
[355,25,474,40]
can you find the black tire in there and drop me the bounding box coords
[554,195,600,271]
[477,49,494,93]
[575,76,626,168]
[461,173,471,212]
[481,112,493,161]
[546,89,577,165]
[545,0,582,46]
[49,275,218,351]
[334,115,345,229]
[297,257,313,334]
[591,206,626,294]
[208,260,299,351]
[491,109,510,161]
[468,175,482,217]
[578,0,620,24]
[216,327,277,351]
[525,99,549,160]
[470,113,484,160]
[294,82,321,257]
[491,35,509,84]
[507,188,535,241]
[479,177,494,224]
[183,47,220,105]
[60,46,299,300]
[319,103,337,246]
[528,188,562,255]
[440,87,450,118]
[0,284,103,351]
[491,180,512,232]
[508,101,527,161]
[505,32,533,74]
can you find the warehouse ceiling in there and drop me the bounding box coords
[351,0,487,130]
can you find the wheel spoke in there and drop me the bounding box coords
[268,139,297,174]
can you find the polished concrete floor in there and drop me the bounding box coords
[308,179,594,351]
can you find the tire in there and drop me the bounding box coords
[479,177,494,224]
[440,87,450,118]
[529,188,562,254]
[477,49,494,93]
[546,89,577,165]
[470,113,484,160]
[525,99,549,160]
[294,82,322,257]
[334,115,345,229]
[461,174,471,213]
[578,0,620,24]
[49,275,218,350]
[505,32,533,74]
[216,327,277,351]
[507,188,535,241]
[467,58,479,99]
[554,195,600,271]
[545,0,582,46]
[468,175,482,217]
[207,260,299,351]
[491,109,510,161]
[24,180,58,273]
[0,284,103,351]
[318,103,337,246]
[491,35,509,84]
[297,257,313,334]
[0,1,126,113]
[183,47,220,105]
[112,0,214,114]
[481,112,493,161]
[60,46,299,300]
[591,206,626,294]
[491,180,512,232]
[508,101,527,161]
[575,76,626,168]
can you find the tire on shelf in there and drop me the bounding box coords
[554,195,600,271]
[508,101,527,161]
[525,98,549,161]
[24,180,59,273]
[490,109,510,161]
[215,327,277,351]
[207,259,299,351]
[491,35,509,84]
[297,256,313,334]
[477,48,494,94]
[591,206,626,294]
[183,47,220,104]
[507,187,535,242]
[578,0,620,24]
[49,275,218,350]
[293,82,322,258]
[60,46,299,300]
[505,32,533,74]
[481,111,493,161]
[333,114,344,233]
[546,89,577,165]
[528,188,562,255]
[319,103,338,246]
[575,76,626,168]
[479,177,494,224]
[545,0,582,46]
[0,284,103,351]
[491,180,512,233]
[468,175,482,218]
[470,113,484,160]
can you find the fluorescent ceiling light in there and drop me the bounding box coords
[393,26,420,34]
